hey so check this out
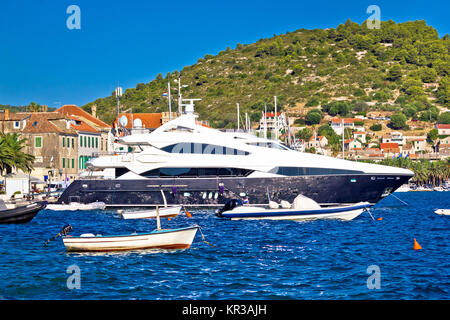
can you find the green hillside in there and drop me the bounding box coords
[82,19,450,128]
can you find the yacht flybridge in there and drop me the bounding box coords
[58,99,413,207]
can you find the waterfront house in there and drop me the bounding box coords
[0,110,78,185]
[353,131,367,144]
[436,124,450,136]
[259,112,287,137]
[344,138,363,151]
[380,142,401,158]
[412,139,426,152]
[330,118,355,135]
[308,135,328,149]
[68,116,102,170]
[382,131,406,146]
[56,105,111,153]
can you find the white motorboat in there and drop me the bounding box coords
[62,226,198,252]
[121,205,182,219]
[216,195,371,221]
[434,209,450,215]
[45,201,106,211]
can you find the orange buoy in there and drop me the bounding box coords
[377,217,383,221]
[413,238,422,250]
[168,218,171,221]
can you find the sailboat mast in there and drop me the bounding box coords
[168,81,172,120]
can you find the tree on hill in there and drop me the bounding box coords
[306,109,323,125]
[390,113,408,129]
[438,111,450,124]
[387,65,402,81]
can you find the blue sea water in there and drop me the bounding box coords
[0,192,449,300]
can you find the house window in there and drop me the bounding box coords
[88,136,91,148]
[72,158,75,169]
[84,136,87,147]
[35,136,42,148]
[72,138,74,148]
[14,121,20,129]
[96,137,98,149]
[62,158,65,168]
[62,137,65,148]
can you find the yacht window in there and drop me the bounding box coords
[161,143,249,155]
[269,167,365,176]
[246,142,287,150]
[115,167,130,178]
[141,167,253,178]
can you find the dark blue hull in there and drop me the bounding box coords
[57,174,411,207]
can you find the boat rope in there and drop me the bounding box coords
[195,225,215,247]
[44,224,73,246]
[365,208,375,221]
[390,193,409,206]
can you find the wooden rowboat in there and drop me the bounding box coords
[121,205,182,220]
[62,226,199,252]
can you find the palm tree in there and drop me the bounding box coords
[0,133,35,194]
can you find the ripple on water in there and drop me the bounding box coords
[0,192,449,299]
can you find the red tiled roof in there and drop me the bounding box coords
[331,118,355,124]
[57,105,110,129]
[353,131,366,135]
[380,142,399,149]
[264,112,282,118]
[114,113,162,129]
[67,116,99,133]
[21,113,77,135]
[436,124,450,129]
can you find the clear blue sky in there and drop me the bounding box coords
[0,0,448,108]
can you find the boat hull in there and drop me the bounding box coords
[62,226,198,252]
[435,209,450,215]
[121,206,182,219]
[57,174,411,207]
[0,202,44,224]
[220,203,371,221]
[46,202,106,211]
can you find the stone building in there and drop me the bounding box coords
[0,110,78,185]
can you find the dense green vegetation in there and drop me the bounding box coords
[373,158,450,186]
[0,133,35,177]
[80,19,450,127]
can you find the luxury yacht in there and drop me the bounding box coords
[58,101,414,207]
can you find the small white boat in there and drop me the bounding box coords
[216,195,372,221]
[435,209,450,215]
[121,205,182,220]
[434,186,444,192]
[62,226,199,252]
[46,201,106,211]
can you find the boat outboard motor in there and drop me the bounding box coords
[216,199,243,217]
[44,224,73,246]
